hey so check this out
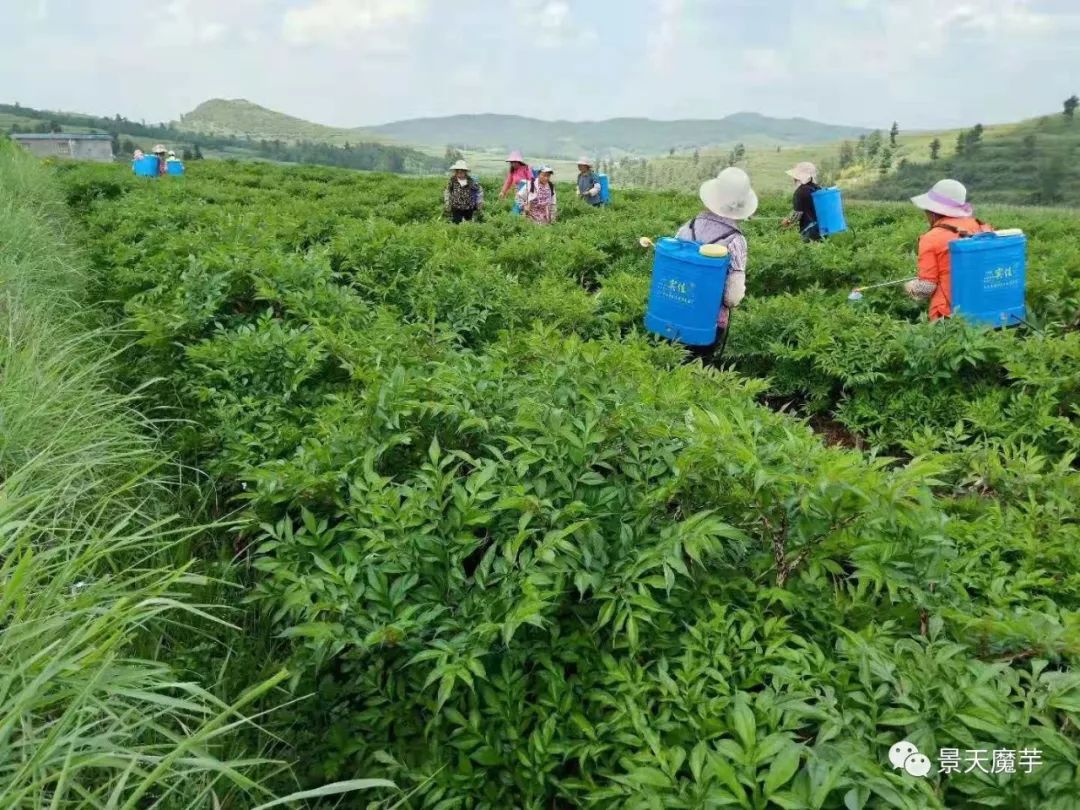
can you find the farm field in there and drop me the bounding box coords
[44,157,1080,807]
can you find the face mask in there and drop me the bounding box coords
[457,178,468,186]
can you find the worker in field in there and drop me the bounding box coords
[905,179,992,319]
[499,150,533,201]
[575,158,603,207]
[673,167,756,357]
[443,160,485,223]
[781,161,822,241]
[518,166,558,225]
[152,144,168,175]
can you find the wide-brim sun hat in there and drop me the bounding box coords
[785,161,817,184]
[911,179,973,218]
[537,165,554,175]
[153,144,167,154]
[699,167,758,221]
[449,159,470,172]
[576,157,592,167]
[506,150,526,163]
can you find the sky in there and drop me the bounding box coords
[1,0,1078,130]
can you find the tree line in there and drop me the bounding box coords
[2,102,443,174]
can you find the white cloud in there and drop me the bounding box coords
[282,0,428,46]
[198,22,228,44]
[514,0,594,48]
[647,0,683,72]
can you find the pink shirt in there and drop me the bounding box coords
[501,164,533,196]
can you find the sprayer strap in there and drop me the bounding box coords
[689,215,739,245]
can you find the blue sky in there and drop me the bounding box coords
[1,0,1077,130]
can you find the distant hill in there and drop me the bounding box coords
[177,99,873,158]
[178,98,384,146]
[370,112,874,158]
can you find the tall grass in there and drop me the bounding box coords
[0,141,297,807]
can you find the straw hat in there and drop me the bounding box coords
[152,144,167,155]
[911,179,973,218]
[576,157,592,168]
[785,161,817,184]
[699,167,758,221]
[449,159,470,172]
[506,150,526,163]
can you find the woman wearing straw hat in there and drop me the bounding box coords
[443,159,485,223]
[575,158,603,207]
[674,167,757,358]
[152,144,168,176]
[781,161,822,242]
[499,150,533,201]
[905,179,992,320]
[517,166,557,225]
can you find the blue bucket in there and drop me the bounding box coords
[133,155,160,177]
[166,161,185,176]
[644,238,730,346]
[949,231,1027,328]
[512,179,527,215]
[598,174,610,204]
[812,187,848,236]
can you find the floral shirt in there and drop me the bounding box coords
[518,180,557,225]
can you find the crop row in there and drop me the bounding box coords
[61,160,1080,809]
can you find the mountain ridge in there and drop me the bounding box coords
[177,98,875,157]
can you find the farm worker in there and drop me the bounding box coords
[673,167,757,356]
[781,161,822,241]
[517,166,557,225]
[906,179,992,320]
[499,150,533,200]
[443,159,485,223]
[152,144,168,175]
[133,148,144,160]
[166,150,180,163]
[576,158,603,207]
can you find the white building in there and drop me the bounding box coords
[10,132,114,162]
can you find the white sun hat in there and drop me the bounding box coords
[785,161,817,184]
[152,144,167,154]
[700,167,758,221]
[449,159,470,172]
[911,179,974,218]
[537,165,554,174]
[576,157,593,167]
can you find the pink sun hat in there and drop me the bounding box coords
[505,150,526,163]
[911,179,974,218]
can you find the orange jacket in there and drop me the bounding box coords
[917,216,992,319]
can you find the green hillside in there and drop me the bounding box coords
[178,98,385,146]
[371,111,873,158]
[609,111,1080,205]
[856,114,1080,206]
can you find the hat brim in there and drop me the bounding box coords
[785,168,814,183]
[700,180,759,221]
[910,193,969,218]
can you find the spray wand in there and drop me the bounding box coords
[847,277,915,301]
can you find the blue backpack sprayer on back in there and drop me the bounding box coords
[811,187,848,237]
[948,229,1027,328]
[644,238,731,346]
